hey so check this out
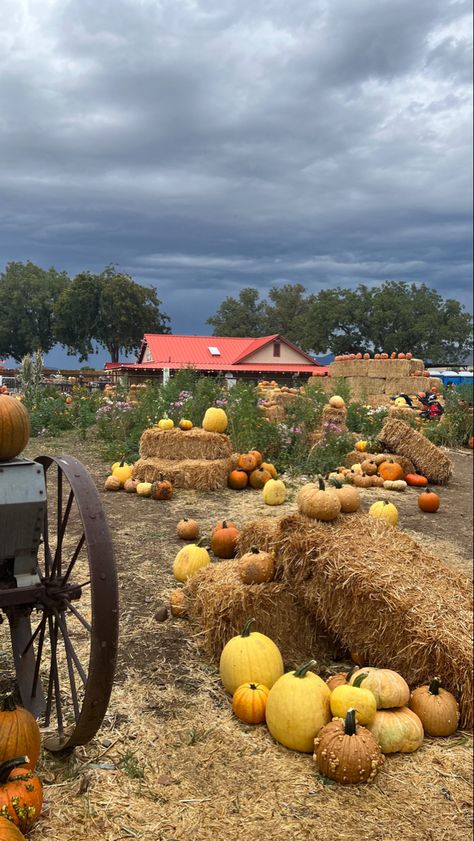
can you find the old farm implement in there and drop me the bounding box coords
[0,454,119,753]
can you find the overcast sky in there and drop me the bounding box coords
[1,0,472,366]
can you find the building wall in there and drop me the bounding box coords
[246,341,311,365]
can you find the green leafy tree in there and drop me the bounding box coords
[0,261,69,360]
[263,284,313,346]
[302,287,372,354]
[207,288,267,336]
[55,265,170,362]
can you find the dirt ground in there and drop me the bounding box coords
[2,432,473,841]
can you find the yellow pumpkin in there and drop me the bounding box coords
[368,500,398,526]
[219,618,284,695]
[330,673,377,725]
[355,440,368,452]
[265,660,331,752]
[202,407,228,433]
[178,418,193,430]
[261,461,278,478]
[158,415,174,430]
[173,543,210,583]
[329,395,345,409]
[367,707,424,754]
[349,668,410,709]
[136,481,153,497]
[262,478,287,505]
[112,459,133,486]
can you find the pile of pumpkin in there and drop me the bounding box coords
[334,352,415,361]
[227,450,286,505]
[0,696,43,840]
[104,459,174,500]
[257,380,304,395]
[214,620,460,785]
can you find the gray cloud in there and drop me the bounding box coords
[0,0,472,365]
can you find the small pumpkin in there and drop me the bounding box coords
[212,519,236,535]
[352,474,373,489]
[173,541,210,582]
[157,414,174,430]
[325,665,360,692]
[261,461,278,478]
[202,407,228,433]
[170,589,187,617]
[136,481,153,497]
[237,453,258,473]
[219,618,284,694]
[237,546,275,585]
[394,397,407,407]
[265,660,331,753]
[368,500,398,526]
[210,521,240,559]
[104,474,121,491]
[349,668,410,709]
[370,475,385,488]
[468,436,474,449]
[418,489,440,513]
[150,474,174,500]
[123,478,140,493]
[262,477,287,505]
[330,673,377,725]
[360,459,378,476]
[329,395,345,409]
[112,458,133,486]
[248,449,263,468]
[367,707,424,754]
[383,479,407,492]
[297,477,341,521]
[0,756,42,831]
[178,418,193,430]
[408,677,459,737]
[232,682,269,725]
[0,397,31,460]
[0,697,41,770]
[378,461,405,481]
[405,473,428,487]
[248,466,273,489]
[329,480,360,513]
[176,518,200,540]
[228,468,249,490]
[313,708,383,784]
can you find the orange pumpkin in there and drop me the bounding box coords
[261,461,278,478]
[381,353,389,359]
[212,519,236,535]
[378,461,404,482]
[418,489,440,513]
[397,353,406,359]
[0,397,31,461]
[248,467,272,489]
[228,468,249,490]
[232,682,269,724]
[0,697,41,770]
[0,819,27,840]
[248,449,263,468]
[405,473,428,487]
[150,474,173,500]
[210,521,240,559]
[468,437,474,449]
[237,453,258,473]
[0,757,42,831]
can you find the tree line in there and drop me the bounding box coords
[0,261,471,364]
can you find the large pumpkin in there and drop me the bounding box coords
[329,481,360,514]
[210,521,239,559]
[349,668,410,709]
[111,458,133,486]
[219,618,284,694]
[0,756,42,831]
[0,818,26,840]
[173,543,210,582]
[367,707,424,754]
[265,660,331,753]
[0,697,41,770]
[408,677,459,737]
[378,461,405,482]
[314,708,383,784]
[297,478,341,522]
[262,478,286,505]
[202,407,228,433]
[0,397,31,461]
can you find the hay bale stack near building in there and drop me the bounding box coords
[377,418,454,484]
[133,427,233,490]
[321,402,347,432]
[320,357,442,406]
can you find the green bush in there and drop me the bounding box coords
[422,390,473,447]
[25,386,100,438]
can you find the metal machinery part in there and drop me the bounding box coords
[0,454,119,753]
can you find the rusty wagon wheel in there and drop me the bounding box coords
[8,454,119,753]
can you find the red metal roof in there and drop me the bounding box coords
[138,333,323,368]
[107,360,328,374]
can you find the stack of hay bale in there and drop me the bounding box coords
[311,357,442,406]
[132,427,233,490]
[321,400,347,433]
[257,381,305,423]
[377,418,454,484]
[183,512,472,729]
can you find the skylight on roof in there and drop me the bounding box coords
[208,346,221,356]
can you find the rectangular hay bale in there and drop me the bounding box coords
[384,377,430,395]
[409,358,425,374]
[271,512,472,728]
[183,560,341,668]
[367,360,410,378]
[346,377,385,397]
[133,456,233,489]
[139,427,233,460]
[378,418,453,484]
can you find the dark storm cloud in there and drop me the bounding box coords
[0,0,472,361]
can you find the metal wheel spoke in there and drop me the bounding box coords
[31,616,47,700]
[20,615,46,659]
[52,488,74,577]
[55,612,80,722]
[67,602,92,634]
[56,613,88,686]
[42,509,54,578]
[45,614,64,734]
[61,533,86,586]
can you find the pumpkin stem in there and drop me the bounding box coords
[330,478,343,489]
[352,672,369,689]
[317,476,325,491]
[294,659,318,678]
[345,664,359,682]
[1,694,18,712]
[241,618,256,637]
[250,545,260,554]
[344,708,357,736]
[0,756,30,784]
[428,676,442,695]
